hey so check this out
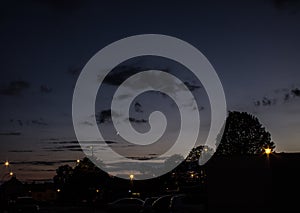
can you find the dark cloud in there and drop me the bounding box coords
[48,140,78,144]
[40,85,52,93]
[197,106,205,111]
[102,65,170,86]
[13,160,76,166]
[183,81,201,91]
[47,140,117,145]
[0,80,30,96]
[127,156,153,160]
[96,109,148,124]
[96,109,120,124]
[9,118,48,126]
[0,132,21,136]
[44,140,115,152]
[17,120,23,126]
[67,67,81,77]
[291,88,300,97]
[284,93,290,102]
[17,168,55,172]
[68,148,83,152]
[128,117,148,123]
[263,97,276,106]
[46,138,60,141]
[106,141,117,144]
[8,150,33,153]
[253,97,276,107]
[281,87,300,101]
[31,119,48,126]
[102,65,144,86]
[44,149,64,152]
[96,109,111,124]
[43,146,82,152]
[134,102,143,113]
[42,140,119,152]
[46,145,81,149]
[254,87,300,107]
[44,141,82,152]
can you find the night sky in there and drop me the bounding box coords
[1,0,300,181]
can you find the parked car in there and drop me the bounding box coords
[150,194,174,213]
[139,196,158,213]
[9,196,39,213]
[169,194,207,213]
[106,197,144,213]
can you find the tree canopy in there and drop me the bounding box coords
[215,111,275,156]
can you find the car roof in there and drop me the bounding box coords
[111,197,144,203]
[16,196,34,199]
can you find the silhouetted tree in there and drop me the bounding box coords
[186,145,214,162]
[53,164,73,188]
[215,111,275,156]
[53,157,110,202]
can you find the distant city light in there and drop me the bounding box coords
[57,189,61,193]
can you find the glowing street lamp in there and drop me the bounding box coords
[129,174,134,181]
[76,159,80,164]
[264,148,272,155]
[9,172,13,176]
[4,161,9,167]
[57,189,61,193]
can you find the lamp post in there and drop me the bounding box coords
[1,172,14,183]
[264,148,271,156]
[129,174,134,193]
[264,147,272,168]
[129,174,134,181]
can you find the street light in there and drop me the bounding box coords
[264,147,272,170]
[76,159,80,163]
[1,172,14,182]
[129,174,134,181]
[264,148,272,155]
[4,161,9,167]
